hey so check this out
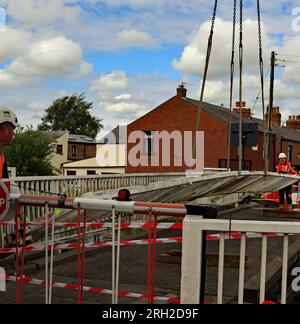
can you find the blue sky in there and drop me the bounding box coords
[0,0,299,136]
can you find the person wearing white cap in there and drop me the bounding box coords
[0,107,19,179]
[276,152,298,210]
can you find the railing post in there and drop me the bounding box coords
[181,205,218,304]
[181,215,203,304]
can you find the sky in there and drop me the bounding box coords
[0,0,300,138]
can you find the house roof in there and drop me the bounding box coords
[98,126,126,145]
[68,134,96,144]
[185,98,300,143]
[42,131,96,144]
[42,131,68,141]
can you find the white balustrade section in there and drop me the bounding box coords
[181,217,300,304]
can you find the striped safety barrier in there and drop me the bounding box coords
[5,276,180,303]
[0,232,295,254]
[0,221,183,230]
[0,237,183,254]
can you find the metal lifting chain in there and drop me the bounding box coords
[199,0,218,102]
[238,0,244,174]
[193,0,218,158]
[227,0,237,171]
[257,0,266,120]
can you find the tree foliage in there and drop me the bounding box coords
[38,93,103,139]
[3,127,55,176]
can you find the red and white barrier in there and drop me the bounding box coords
[0,232,295,254]
[0,221,183,230]
[5,275,180,303]
[0,237,183,254]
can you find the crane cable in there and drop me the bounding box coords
[257,0,266,120]
[193,0,218,159]
[226,0,237,171]
[256,0,268,174]
[238,0,244,174]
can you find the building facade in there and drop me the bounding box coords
[126,85,300,174]
[62,126,126,176]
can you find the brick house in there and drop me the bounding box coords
[67,134,96,161]
[43,132,97,174]
[126,85,300,173]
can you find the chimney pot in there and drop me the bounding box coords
[177,84,187,98]
[265,106,282,126]
[287,115,300,130]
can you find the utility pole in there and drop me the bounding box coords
[266,51,276,173]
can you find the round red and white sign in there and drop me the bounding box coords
[0,180,9,219]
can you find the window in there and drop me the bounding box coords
[87,170,97,175]
[56,145,63,155]
[288,145,293,162]
[218,159,252,171]
[72,145,77,157]
[143,130,154,156]
[67,171,77,176]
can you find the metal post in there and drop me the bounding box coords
[76,204,82,304]
[15,202,20,305]
[115,213,121,304]
[49,210,56,305]
[238,233,247,304]
[80,211,87,304]
[260,235,268,303]
[266,51,276,173]
[281,234,289,304]
[112,206,116,304]
[217,233,225,304]
[200,230,207,304]
[45,204,49,305]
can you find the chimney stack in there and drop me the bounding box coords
[265,106,282,126]
[286,115,300,130]
[233,101,251,118]
[177,84,187,98]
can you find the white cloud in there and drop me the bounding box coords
[5,0,81,26]
[116,29,157,48]
[91,71,129,94]
[0,28,32,62]
[172,18,272,78]
[9,36,89,77]
[90,70,180,121]
[115,94,132,100]
[0,36,91,87]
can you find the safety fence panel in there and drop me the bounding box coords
[0,194,188,305]
[181,217,300,305]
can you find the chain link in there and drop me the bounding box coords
[256,0,266,118]
[240,0,243,34]
[232,0,237,50]
[210,0,218,33]
[257,0,263,53]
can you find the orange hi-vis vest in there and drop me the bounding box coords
[277,161,298,175]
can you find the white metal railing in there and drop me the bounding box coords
[11,169,227,197]
[181,217,300,304]
[11,173,185,197]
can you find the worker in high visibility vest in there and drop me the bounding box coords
[0,107,19,180]
[276,153,298,210]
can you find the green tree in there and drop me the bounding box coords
[38,93,103,139]
[3,127,55,176]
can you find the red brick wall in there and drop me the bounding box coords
[68,143,96,161]
[126,96,230,173]
[281,140,300,167]
[125,96,299,173]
